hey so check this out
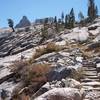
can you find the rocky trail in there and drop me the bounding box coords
[0,17,100,99]
[81,60,100,100]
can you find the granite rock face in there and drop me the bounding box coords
[32,78,82,99]
[34,88,84,100]
[0,31,42,57]
[0,17,100,100]
[15,16,31,28]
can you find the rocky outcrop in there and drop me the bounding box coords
[15,16,31,28]
[47,66,76,81]
[34,88,84,100]
[61,27,89,42]
[32,78,82,99]
[1,16,100,100]
[0,31,42,57]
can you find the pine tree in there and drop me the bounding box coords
[95,6,98,17]
[65,14,70,28]
[64,8,75,29]
[65,14,68,28]
[69,8,75,28]
[61,12,64,24]
[88,0,98,22]
[54,16,57,24]
[54,16,58,32]
[8,19,15,32]
[44,18,48,24]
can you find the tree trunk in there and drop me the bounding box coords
[12,27,15,32]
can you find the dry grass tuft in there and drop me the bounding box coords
[11,62,51,100]
[29,42,63,64]
[24,63,51,84]
[10,60,51,84]
[10,60,28,73]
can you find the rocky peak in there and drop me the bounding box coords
[15,16,31,28]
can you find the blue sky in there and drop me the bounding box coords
[0,0,100,27]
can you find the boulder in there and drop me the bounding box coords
[78,31,89,42]
[34,88,84,100]
[55,40,66,46]
[61,27,89,42]
[47,28,56,38]
[47,66,75,81]
[62,78,82,89]
[31,82,51,99]
[76,57,83,63]
[31,78,82,99]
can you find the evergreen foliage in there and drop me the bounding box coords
[87,0,98,22]
[64,8,75,29]
[8,19,15,32]
[61,12,64,24]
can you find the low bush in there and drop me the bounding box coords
[29,42,63,64]
[10,60,51,85]
[11,60,52,99]
[35,43,60,57]
[23,63,51,84]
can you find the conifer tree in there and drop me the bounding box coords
[95,6,98,17]
[8,19,15,32]
[44,18,48,24]
[65,14,70,28]
[54,16,57,24]
[69,8,75,28]
[88,0,98,22]
[54,16,58,32]
[61,12,64,24]
[64,8,75,29]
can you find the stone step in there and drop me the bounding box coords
[82,88,100,92]
[84,68,96,71]
[84,73,97,76]
[84,70,97,73]
[81,82,100,87]
[83,65,96,68]
[84,75,98,79]
[84,97,100,100]
[82,86,100,91]
[81,78,100,82]
[91,88,100,91]
[83,71,97,76]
